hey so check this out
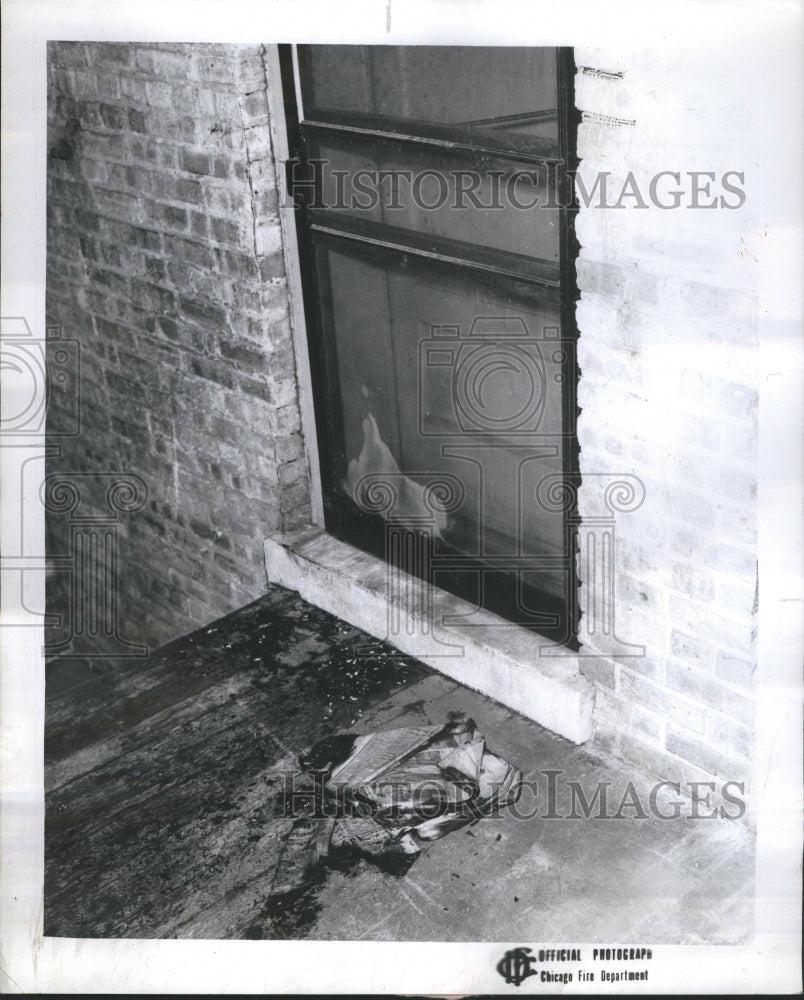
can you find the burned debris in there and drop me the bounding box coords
[269,718,522,896]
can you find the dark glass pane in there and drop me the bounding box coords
[302,45,558,143]
[317,240,567,599]
[307,135,559,262]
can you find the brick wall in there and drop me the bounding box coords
[46,42,310,656]
[573,48,758,790]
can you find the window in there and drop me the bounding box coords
[281,45,579,645]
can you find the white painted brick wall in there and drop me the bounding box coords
[574,48,759,788]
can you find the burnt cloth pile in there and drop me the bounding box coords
[270,718,522,896]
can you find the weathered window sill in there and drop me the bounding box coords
[264,526,595,744]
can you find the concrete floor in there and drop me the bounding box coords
[45,585,754,942]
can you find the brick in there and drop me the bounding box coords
[176,177,205,205]
[204,186,229,214]
[127,136,159,165]
[113,223,161,253]
[128,280,175,314]
[78,234,98,261]
[110,414,152,448]
[98,103,126,129]
[628,704,663,746]
[145,257,166,282]
[258,253,286,282]
[275,401,302,437]
[237,49,267,90]
[669,562,716,603]
[213,551,237,574]
[243,123,276,165]
[672,488,723,533]
[676,279,754,319]
[717,578,757,618]
[671,452,756,504]
[189,518,217,542]
[128,108,147,133]
[670,629,716,672]
[677,409,722,453]
[50,41,89,68]
[180,296,227,329]
[138,48,194,80]
[228,188,249,216]
[274,432,304,466]
[695,543,756,579]
[283,502,312,532]
[181,148,211,175]
[146,110,197,145]
[87,268,128,297]
[215,249,253,280]
[667,595,752,655]
[97,72,121,101]
[162,235,212,269]
[241,91,269,127]
[665,662,753,725]
[665,727,749,783]
[189,356,236,390]
[237,375,274,403]
[615,573,664,611]
[158,203,189,230]
[189,212,209,238]
[619,668,707,734]
[715,652,754,690]
[613,653,660,679]
[144,80,178,108]
[679,369,758,418]
[98,241,121,267]
[278,480,309,514]
[196,49,237,84]
[707,712,753,758]
[579,657,616,689]
[218,339,264,368]
[212,155,230,180]
[166,261,222,302]
[106,162,151,193]
[80,130,129,161]
[91,43,133,68]
[93,188,141,221]
[210,216,240,245]
[49,175,87,207]
[277,458,306,488]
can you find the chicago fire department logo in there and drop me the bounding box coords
[496,947,538,986]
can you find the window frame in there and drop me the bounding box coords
[278,44,581,647]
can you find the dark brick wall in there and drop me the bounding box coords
[46,42,310,656]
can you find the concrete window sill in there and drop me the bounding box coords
[264,527,595,744]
